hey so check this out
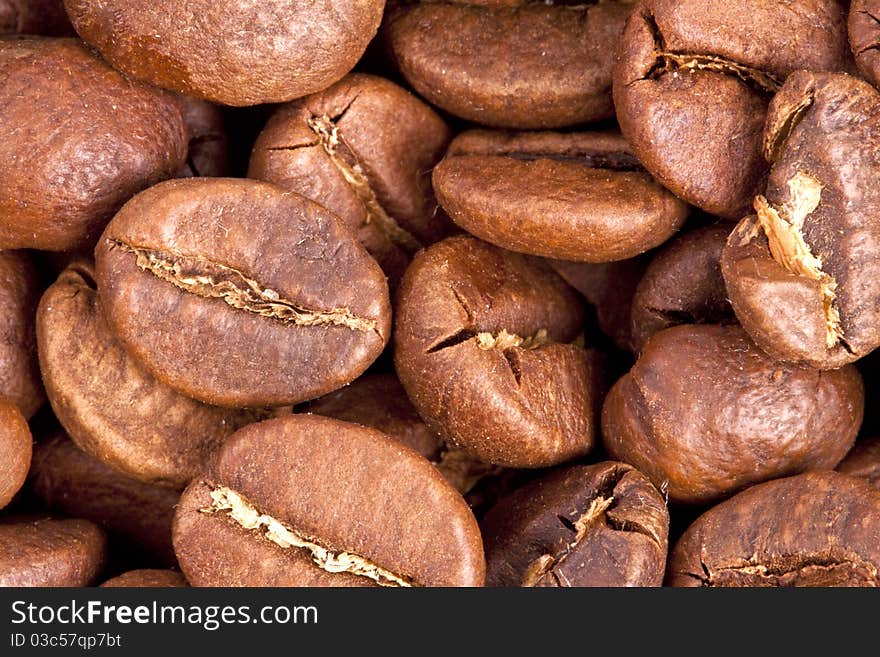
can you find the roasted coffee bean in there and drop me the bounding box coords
[850,0,880,88]
[37,261,265,487]
[630,224,734,352]
[433,130,688,262]
[0,250,43,418]
[0,516,107,586]
[602,325,864,505]
[483,462,668,587]
[669,472,880,587]
[63,0,385,106]
[837,437,880,490]
[173,414,485,587]
[0,400,30,510]
[249,73,453,284]
[385,1,632,129]
[613,0,849,218]
[395,236,602,468]
[0,38,187,251]
[722,71,880,369]
[31,433,180,567]
[101,569,187,588]
[305,373,502,495]
[0,0,74,36]
[549,256,650,352]
[95,178,391,408]
[176,95,229,178]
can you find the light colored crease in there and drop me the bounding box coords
[753,172,843,348]
[112,240,378,334]
[652,52,782,94]
[202,485,413,588]
[475,328,550,351]
[308,114,423,254]
[521,496,615,587]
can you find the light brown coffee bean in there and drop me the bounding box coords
[95,178,391,408]
[249,73,453,285]
[602,325,864,504]
[395,236,603,468]
[173,415,486,587]
[0,249,43,418]
[100,569,187,588]
[433,130,687,262]
[0,38,187,251]
[0,516,107,586]
[669,472,880,587]
[0,400,30,510]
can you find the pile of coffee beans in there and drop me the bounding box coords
[2,0,880,588]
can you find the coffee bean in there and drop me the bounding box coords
[837,437,880,490]
[305,373,503,495]
[63,0,385,106]
[669,471,880,587]
[395,235,602,468]
[722,71,880,369]
[483,462,668,587]
[95,178,391,408]
[30,433,180,567]
[249,73,453,284]
[630,223,734,351]
[433,130,688,262]
[0,516,107,586]
[613,0,849,217]
[849,0,880,88]
[548,256,651,352]
[385,1,632,129]
[0,0,74,36]
[100,569,187,588]
[0,38,188,251]
[37,261,265,487]
[175,95,229,178]
[173,414,485,587]
[0,400,30,510]
[602,324,864,504]
[0,250,43,418]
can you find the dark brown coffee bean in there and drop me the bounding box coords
[850,0,880,88]
[176,95,229,178]
[249,73,453,284]
[395,235,602,468]
[173,414,486,587]
[31,433,180,567]
[95,178,391,408]
[630,224,734,351]
[613,0,849,218]
[63,1,385,106]
[0,0,74,36]
[669,472,880,587]
[101,569,187,588]
[37,261,265,487]
[0,516,107,586]
[385,1,632,129]
[0,400,30,510]
[433,130,688,262]
[722,71,880,369]
[837,437,880,490]
[602,325,864,505]
[0,38,187,251]
[483,462,668,587]
[0,250,43,418]
[549,256,651,352]
[305,373,503,496]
